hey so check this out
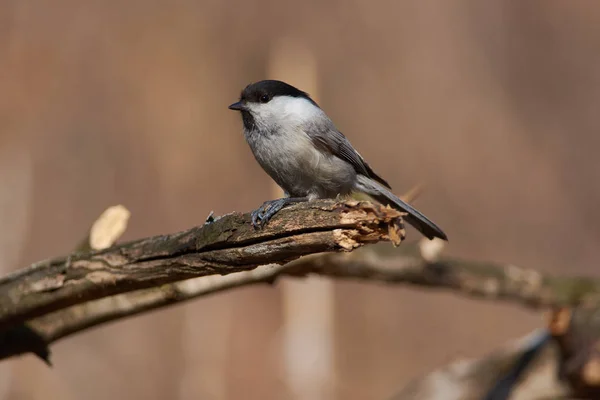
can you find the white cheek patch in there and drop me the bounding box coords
[249,96,323,128]
[277,96,322,122]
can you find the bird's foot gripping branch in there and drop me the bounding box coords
[0,199,405,363]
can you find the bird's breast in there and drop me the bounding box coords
[245,128,355,198]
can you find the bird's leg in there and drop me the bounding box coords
[251,197,308,229]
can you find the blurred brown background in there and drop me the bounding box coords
[1,1,600,399]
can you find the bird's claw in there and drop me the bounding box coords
[250,206,267,229]
[251,200,284,229]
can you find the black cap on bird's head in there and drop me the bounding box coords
[228,80,317,111]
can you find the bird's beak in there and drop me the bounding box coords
[228,101,245,111]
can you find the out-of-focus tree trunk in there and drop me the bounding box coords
[267,37,336,400]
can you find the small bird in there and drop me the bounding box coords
[229,80,447,241]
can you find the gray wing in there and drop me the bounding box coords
[307,122,392,189]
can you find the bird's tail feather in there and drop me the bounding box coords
[354,175,447,241]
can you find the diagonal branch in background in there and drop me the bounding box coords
[0,199,405,332]
[389,307,600,399]
[389,329,569,400]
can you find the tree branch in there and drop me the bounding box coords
[3,198,600,400]
[390,329,571,400]
[5,234,600,365]
[390,306,600,399]
[0,199,405,332]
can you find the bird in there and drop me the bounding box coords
[228,79,447,241]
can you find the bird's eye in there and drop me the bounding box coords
[259,94,270,103]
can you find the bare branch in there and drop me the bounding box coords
[3,197,600,400]
[390,306,600,399]
[0,200,404,332]
[9,237,600,365]
[390,330,571,400]
[548,307,600,398]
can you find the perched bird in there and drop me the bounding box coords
[229,80,447,240]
